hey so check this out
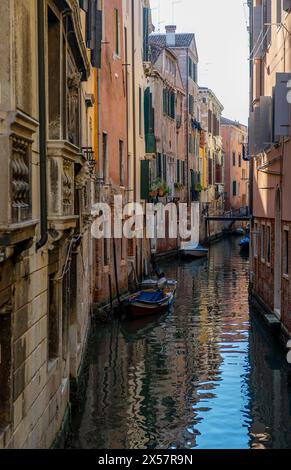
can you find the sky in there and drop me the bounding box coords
[151,0,250,125]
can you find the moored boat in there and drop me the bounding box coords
[239,236,250,254]
[140,278,177,293]
[180,243,209,259]
[124,290,174,318]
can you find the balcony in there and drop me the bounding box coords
[0,110,38,258]
[47,140,80,235]
[145,133,156,156]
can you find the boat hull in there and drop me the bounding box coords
[181,249,208,259]
[124,292,174,319]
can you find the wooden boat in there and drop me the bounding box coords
[139,278,177,293]
[239,236,250,249]
[180,243,209,259]
[124,290,175,318]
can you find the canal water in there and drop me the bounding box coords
[68,238,291,449]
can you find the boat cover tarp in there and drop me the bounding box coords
[131,291,165,303]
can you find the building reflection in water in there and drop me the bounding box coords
[69,239,291,449]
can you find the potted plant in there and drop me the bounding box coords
[194,183,202,193]
[174,182,185,191]
[149,180,170,197]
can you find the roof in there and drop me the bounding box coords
[149,33,195,49]
[221,116,247,130]
[199,87,224,112]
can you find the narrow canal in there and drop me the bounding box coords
[68,239,291,449]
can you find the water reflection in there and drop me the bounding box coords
[69,239,291,449]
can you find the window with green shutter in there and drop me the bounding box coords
[233,180,237,196]
[233,151,236,166]
[238,153,242,167]
[163,155,167,182]
[140,160,150,200]
[157,153,162,179]
[177,160,180,183]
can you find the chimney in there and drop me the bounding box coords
[165,25,176,46]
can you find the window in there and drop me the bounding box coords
[143,7,150,61]
[177,160,180,183]
[267,225,271,264]
[163,155,167,182]
[114,8,120,55]
[284,227,289,276]
[188,57,192,78]
[233,151,236,166]
[277,0,282,25]
[208,158,213,185]
[119,140,124,186]
[157,153,162,179]
[254,222,258,257]
[182,160,185,185]
[239,153,242,168]
[189,94,194,115]
[102,133,108,182]
[163,88,176,118]
[233,180,237,196]
[48,8,61,140]
[139,87,142,136]
[261,224,266,261]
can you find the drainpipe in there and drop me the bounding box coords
[186,48,190,204]
[36,0,48,250]
[131,0,137,201]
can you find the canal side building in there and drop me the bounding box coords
[122,0,153,283]
[198,87,224,241]
[0,0,99,448]
[221,117,249,213]
[149,26,201,204]
[249,0,291,337]
[145,40,187,256]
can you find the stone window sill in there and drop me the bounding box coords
[0,220,38,247]
[283,274,289,281]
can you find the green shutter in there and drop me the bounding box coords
[144,87,150,135]
[140,160,150,200]
[163,155,167,182]
[163,89,167,114]
[143,8,150,61]
[177,160,180,183]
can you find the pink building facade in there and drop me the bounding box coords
[221,118,249,213]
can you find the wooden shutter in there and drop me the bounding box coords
[143,8,150,61]
[274,72,291,139]
[253,5,263,59]
[91,8,102,68]
[163,155,167,182]
[140,160,150,200]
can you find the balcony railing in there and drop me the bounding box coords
[11,135,31,224]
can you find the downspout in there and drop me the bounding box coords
[131,0,137,201]
[36,0,48,250]
[186,48,190,204]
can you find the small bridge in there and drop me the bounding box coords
[204,207,251,222]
